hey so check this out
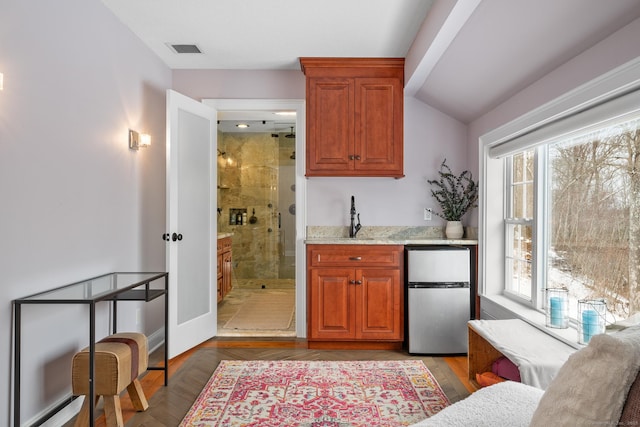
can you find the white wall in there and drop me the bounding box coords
[0,0,171,424]
[172,69,306,100]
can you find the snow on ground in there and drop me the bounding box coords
[547,250,627,322]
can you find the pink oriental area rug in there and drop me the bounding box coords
[180,359,450,426]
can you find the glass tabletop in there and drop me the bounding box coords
[14,272,167,303]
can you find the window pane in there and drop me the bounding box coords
[524,151,534,181]
[514,153,523,181]
[506,223,532,300]
[513,182,534,218]
[506,149,535,302]
[510,151,534,219]
[547,118,640,321]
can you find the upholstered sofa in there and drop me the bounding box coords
[412,324,640,427]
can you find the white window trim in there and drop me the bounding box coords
[478,57,640,339]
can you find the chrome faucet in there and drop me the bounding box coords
[349,195,362,238]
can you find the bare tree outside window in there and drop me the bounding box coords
[548,119,640,320]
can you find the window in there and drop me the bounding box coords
[503,117,640,322]
[480,67,640,329]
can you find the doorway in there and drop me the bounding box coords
[203,99,306,338]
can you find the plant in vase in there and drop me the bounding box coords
[427,159,478,238]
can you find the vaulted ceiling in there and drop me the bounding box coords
[101,0,640,123]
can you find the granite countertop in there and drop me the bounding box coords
[218,232,233,239]
[304,226,478,245]
[305,237,476,245]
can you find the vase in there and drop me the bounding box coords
[445,221,464,239]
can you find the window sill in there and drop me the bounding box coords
[481,294,582,350]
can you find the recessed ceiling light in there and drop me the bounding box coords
[236,123,249,128]
[275,111,297,116]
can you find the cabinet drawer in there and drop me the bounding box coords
[217,236,232,253]
[222,237,232,251]
[308,245,402,267]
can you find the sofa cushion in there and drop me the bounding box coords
[410,381,543,427]
[529,325,640,427]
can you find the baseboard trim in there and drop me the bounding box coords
[307,340,403,350]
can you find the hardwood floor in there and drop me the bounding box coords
[70,338,474,427]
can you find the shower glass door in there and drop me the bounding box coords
[217,130,295,287]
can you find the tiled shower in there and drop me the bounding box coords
[217,130,296,287]
[217,132,295,337]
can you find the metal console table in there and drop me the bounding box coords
[13,272,169,427]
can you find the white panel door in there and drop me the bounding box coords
[166,89,217,358]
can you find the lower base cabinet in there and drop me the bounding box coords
[307,244,404,349]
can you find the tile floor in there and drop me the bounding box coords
[217,280,296,337]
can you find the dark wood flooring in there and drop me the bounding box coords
[69,338,473,427]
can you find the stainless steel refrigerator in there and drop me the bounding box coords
[406,246,471,354]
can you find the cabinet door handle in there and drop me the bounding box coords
[349,155,355,160]
[354,155,361,160]
[349,279,356,284]
[355,280,362,285]
[349,256,362,261]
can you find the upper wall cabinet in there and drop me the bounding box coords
[300,58,404,178]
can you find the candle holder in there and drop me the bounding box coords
[545,288,569,329]
[577,299,606,345]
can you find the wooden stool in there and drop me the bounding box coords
[72,332,149,427]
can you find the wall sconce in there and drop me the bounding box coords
[129,129,151,150]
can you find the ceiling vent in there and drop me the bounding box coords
[169,44,202,54]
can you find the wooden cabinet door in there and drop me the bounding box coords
[306,78,354,174]
[356,268,403,340]
[216,253,223,302]
[308,268,355,339]
[217,253,223,279]
[222,250,232,296]
[355,78,403,176]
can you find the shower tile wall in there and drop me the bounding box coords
[217,132,295,284]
